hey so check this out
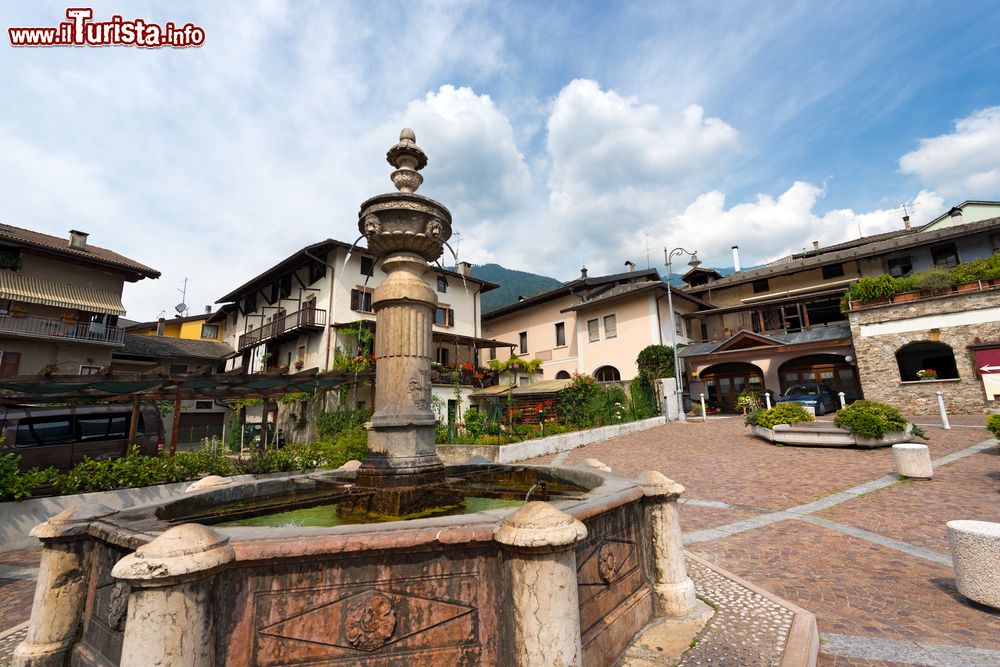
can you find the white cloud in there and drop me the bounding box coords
[900,106,1000,197]
[664,185,944,269]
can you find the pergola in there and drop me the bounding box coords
[0,368,373,453]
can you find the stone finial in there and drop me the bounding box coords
[495,501,587,550]
[30,503,117,540]
[584,458,612,472]
[112,524,235,587]
[185,475,233,493]
[386,128,428,193]
[637,470,685,499]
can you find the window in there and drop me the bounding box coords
[992,233,1000,254]
[107,415,128,437]
[555,370,572,379]
[519,331,528,354]
[674,311,684,336]
[79,365,101,375]
[200,324,219,339]
[435,307,455,327]
[752,279,770,294]
[169,364,188,374]
[351,288,373,313]
[603,314,617,339]
[587,319,600,343]
[931,243,959,269]
[360,256,375,277]
[887,256,913,277]
[195,401,213,410]
[77,416,110,440]
[895,341,959,381]
[594,365,621,382]
[436,347,449,365]
[437,276,448,293]
[489,347,497,361]
[555,322,566,347]
[822,263,844,279]
[0,351,21,377]
[15,417,73,447]
[297,345,306,361]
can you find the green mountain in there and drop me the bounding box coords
[455,263,563,312]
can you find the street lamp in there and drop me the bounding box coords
[664,247,701,422]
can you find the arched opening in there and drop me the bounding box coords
[593,366,621,382]
[555,370,572,380]
[699,362,764,412]
[778,354,861,402]
[896,342,959,381]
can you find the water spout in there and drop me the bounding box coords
[341,234,366,274]
[524,483,538,502]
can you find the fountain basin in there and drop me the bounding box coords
[69,464,658,666]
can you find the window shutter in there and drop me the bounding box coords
[448,309,455,327]
[351,289,360,311]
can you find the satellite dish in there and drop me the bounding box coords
[175,303,187,314]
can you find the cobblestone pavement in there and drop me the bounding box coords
[529,415,1000,665]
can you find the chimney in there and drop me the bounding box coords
[457,261,473,276]
[949,207,963,226]
[517,295,525,302]
[731,245,741,272]
[156,317,165,336]
[68,230,89,250]
[812,240,820,251]
[205,305,212,314]
[580,265,588,279]
[903,215,911,230]
[624,260,636,272]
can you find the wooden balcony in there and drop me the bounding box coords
[0,314,125,345]
[238,308,326,351]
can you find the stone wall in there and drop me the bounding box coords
[848,289,1000,415]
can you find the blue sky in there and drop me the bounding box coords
[2,1,999,319]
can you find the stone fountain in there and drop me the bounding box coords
[10,130,817,667]
[347,128,461,516]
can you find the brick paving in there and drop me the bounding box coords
[530,415,1000,665]
[818,448,1000,555]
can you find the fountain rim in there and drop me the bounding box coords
[79,463,645,558]
[357,191,453,224]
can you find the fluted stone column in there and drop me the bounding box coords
[495,502,588,666]
[111,524,235,667]
[12,504,117,667]
[638,470,697,617]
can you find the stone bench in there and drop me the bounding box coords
[947,520,1000,609]
[891,443,933,479]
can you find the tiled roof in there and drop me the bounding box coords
[0,223,159,278]
[678,321,852,357]
[115,334,233,360]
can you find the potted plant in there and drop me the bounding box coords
[916,368,938,381]
[294,359,304,371]
[912,268,952,296]
[60,312,80,324]
[8,303,27,318]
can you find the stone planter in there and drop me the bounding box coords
[947,520,1000,610]
[751,422,914,448]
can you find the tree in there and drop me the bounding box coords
[636,345,675,389]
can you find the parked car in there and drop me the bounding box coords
[0,404,164,472]
[776,384,838,416]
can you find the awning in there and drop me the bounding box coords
[0,272,126,316]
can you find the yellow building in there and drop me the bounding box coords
[127,311,222,341]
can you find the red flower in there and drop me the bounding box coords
[461,362,474,371]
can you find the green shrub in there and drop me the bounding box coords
[559,373,602,427]
[750,403,814,429]
[891,275,916,293]
[911,268,952,293]
[853,275,897,303]
[987,414,1000,439]
[463,407,486,439]
[950,258,991,285]
[0,454,60,501]
[833,400,910,440]
[315,409,369,438]
[629,377,657,420]
[744,407,764,426]
[57,445,237,494]
[636,345,674,388]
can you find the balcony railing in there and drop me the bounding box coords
[0,314,125,344]
[238,308,327,351]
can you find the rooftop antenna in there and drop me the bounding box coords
[175,277,189,316]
